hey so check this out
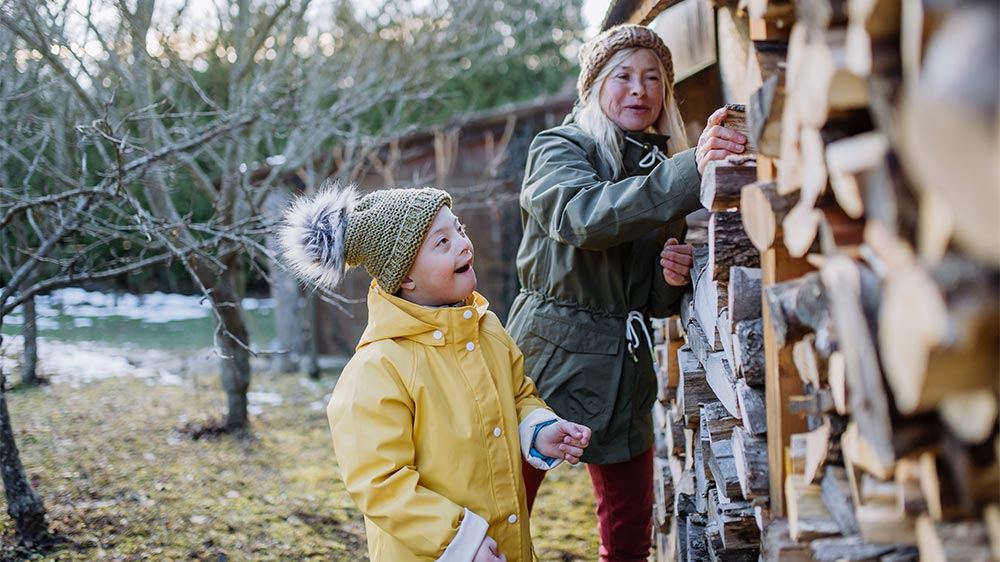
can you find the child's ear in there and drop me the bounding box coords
[398,276,415,291]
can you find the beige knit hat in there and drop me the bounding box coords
[279,181,451,294]
[577,24,675,101]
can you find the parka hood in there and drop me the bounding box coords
[356,280,490,350]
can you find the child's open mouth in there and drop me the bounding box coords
[455,264,471,274]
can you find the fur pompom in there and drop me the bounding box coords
[278,181,358,290]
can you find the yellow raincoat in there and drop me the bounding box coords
[328,282,555,561]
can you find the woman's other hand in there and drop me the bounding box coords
[661,238,694,287]
[696,107,748,174]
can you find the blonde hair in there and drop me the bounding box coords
[575,47,690,179]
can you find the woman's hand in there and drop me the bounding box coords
[661,238,694,287]
[696,107,748,174]
[474,536,506,562]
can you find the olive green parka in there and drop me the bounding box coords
[506,117,702,464]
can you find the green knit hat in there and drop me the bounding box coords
[279,181,451,294]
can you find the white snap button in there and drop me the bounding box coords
[493,427,501,437]
[433,331,443,340]
[466,342,475,351]
[463,310,473,319]
[508,514,517,524]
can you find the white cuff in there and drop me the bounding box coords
[518,408,563,471]
[437,508,488,562]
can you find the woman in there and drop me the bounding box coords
[505,24,746,562]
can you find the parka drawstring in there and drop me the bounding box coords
[625,310,656,365]
[624,135,668,168]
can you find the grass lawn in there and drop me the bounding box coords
[0,369,599,561]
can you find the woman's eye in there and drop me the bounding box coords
[459,223,467,234]
[438,237,448,246]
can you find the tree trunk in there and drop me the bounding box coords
[0,357,49,546]
[265,188,301,374]
[21,296,38,385]
[209,258,252,431]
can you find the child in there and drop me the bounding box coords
[279,182,592,562]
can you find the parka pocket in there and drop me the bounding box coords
[529,313,619,355]
[526,314,621,428]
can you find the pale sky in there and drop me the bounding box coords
[583,0,606,34]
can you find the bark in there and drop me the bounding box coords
[0,358,49,545]
[208,256,252,431]
[265,188,301,374]
[21,296,38,385]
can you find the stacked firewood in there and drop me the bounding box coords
[651,138,769,562]
[652,0,998,558]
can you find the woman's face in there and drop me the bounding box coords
[598,48,664,132]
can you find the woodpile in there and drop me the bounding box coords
[651,1,998,559]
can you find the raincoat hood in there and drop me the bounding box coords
[356,280,491,350]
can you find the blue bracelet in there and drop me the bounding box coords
[529,420,558,466]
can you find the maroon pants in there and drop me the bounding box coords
[523,447,654,562]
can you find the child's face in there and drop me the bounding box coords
[397,206,476,306]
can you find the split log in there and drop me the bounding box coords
[985,504,1000,559]
[856,503,917,545]
[786,474,841,542]
[734,319,766,386]
[879,257,1000,415]
[821,464,861,535]
[747,41,787,158]
[895,456,927,516]
[937,391,999,445]
[698,276,727,353]
[764,276,810,349]
[729,266,762,325]
[792,28,870,129]
[654,456,674,533]
[760,518,814,562]
[710,211,760,282]
[916,516,994,562]
[675,469,698,516]
[667,403,687,456]
[718,309,737,377]
[686,514,709,562]
[709,437,744,503]
[842,421,893,480]
[788,389,835,417]
[822,256,895,472]
[810,536,912,562]
[686,314,718,367]
[794,272,836,359]
[708,488,761,550]
[736,378,767,435]
[802,421,832,485]
[845,0,902,76]
[678,345,715,424]
[740,180,799,252]
[701,161,759,212]
[792,336,822,387]
[705,352,741,419]
[898,1,1000,266]
[706,522,759,562]
[825,131,889,219]
[733,426,769,499]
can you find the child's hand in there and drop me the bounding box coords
[535,420,592,464]
[473,535,506,562]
